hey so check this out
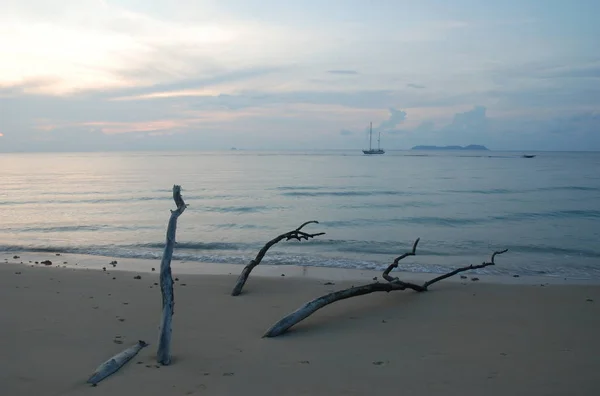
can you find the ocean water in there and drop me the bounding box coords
[1,150,599,279]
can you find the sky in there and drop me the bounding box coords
[1,0,599,152]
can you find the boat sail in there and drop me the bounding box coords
[362,122,385,155]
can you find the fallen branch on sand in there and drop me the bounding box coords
[231,221,325,296]
[157,185,187,365]
[87,340,148,386]
[263,238,507,337]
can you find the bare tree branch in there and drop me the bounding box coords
[423,249,508,289]
[263,245,508,338]
[157,185,187,365]
[263,283,410,338]
[231,221,325,296]
[382,238,424,292]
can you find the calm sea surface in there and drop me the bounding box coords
[1,150,599,279]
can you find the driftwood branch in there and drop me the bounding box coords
[381,238,425,291]
[231,221,325,296]
[423,249,508,289]
[87,340,148,386]
[157,185,187,365]
[263,243,508,338]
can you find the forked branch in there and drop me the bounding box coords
[263,242,507,338]
[381,238,425,292]
[231,221,325,296]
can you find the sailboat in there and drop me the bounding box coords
[362,122,385,155]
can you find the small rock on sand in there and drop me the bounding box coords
[134,275,142,279]
[471,277,479,281]
[41,260,52,266]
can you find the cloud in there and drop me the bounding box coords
[445,106,488,132]
[108,66,286,100]
[327,70,359,75]
[406,83,426,89]
[376,108,407,131]
[337,107,408,137]
[402,106,491,146]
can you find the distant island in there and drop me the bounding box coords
[411,145,489,151]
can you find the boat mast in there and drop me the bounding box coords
[369,122,373,150]
[377,131,381,150]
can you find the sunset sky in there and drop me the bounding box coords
[1,0,599,152]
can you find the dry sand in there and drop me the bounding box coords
[2,257,600,396]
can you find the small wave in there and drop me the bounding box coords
[321,209,600,228]
[34,190,108,196]
[323,217,484,227]
[444,186,600,195]
[535,186,600,192]
[202,205,276,214]
[274,186,326,191]
[0,194,241,206]
[3,225,154,233]
[338,201,440,209]
[492,209,600,221]
[211,223,274,230]
[137,241,249,250]
[509,244,600,258]
[282,190,411,197]
[444,188,517,194]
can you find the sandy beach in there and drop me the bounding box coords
[2,255,599,396]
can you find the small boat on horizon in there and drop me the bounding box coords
[522,154,536,158]
[363,122,385,155]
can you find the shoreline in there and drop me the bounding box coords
[3,250,600,286]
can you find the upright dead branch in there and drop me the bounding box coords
[157,185,187,365]
[231,221,325,296]
[263,242,507,338]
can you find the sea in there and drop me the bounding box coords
[1,150,599,279]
